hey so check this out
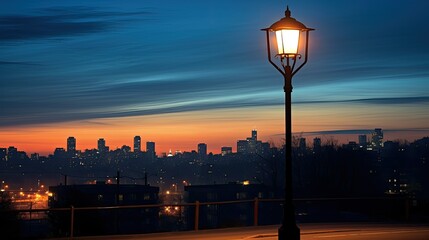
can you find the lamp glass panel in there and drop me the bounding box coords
[275,29,300,55]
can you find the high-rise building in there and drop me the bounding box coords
[237,140,248,154]
[54,148,66,158]
[236,130,270,155]
[371,128,383,149]
[358,135,367,149]
[246,137,257,154]
[7,146,18,160]
[260,142,271,155]
[251,129,257,141]
[98,138,107,153]
[146,142,156,159]
[0,148,7,161]
[134,136,141,152]
[221,146,232,156]
[67,137,76,153]
[198,143,207,160]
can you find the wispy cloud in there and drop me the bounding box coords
[272,128,429,137]
[0,7,152,41]
[295,96,429,105]
[0,61,39,65]
[0,1,428,132]
[0,16,108,41]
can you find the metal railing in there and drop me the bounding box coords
[3,196,418,239]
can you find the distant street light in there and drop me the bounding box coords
[262,6,314,240]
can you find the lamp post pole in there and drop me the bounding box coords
[262,6,313,240]
[279,65,299,240]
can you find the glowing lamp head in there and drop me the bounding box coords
[275,29,300,55]
[266,6,313,57]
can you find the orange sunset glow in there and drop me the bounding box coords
[0,107,282,155]
[1,103,428,156]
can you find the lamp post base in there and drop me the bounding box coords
[278,223,300,240]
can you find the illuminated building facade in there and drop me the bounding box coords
[236,130,270,155]
[97,138,107,153]
[134,136,141,152]
[67,137,76,153]
[359,134,367,149]
[371,128,384,150]
[221,146,232,156]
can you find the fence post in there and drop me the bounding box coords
[254,198,259,226]
[194,201,200,231]
[70,205,74,239]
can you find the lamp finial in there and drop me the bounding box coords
[285,6,291,18]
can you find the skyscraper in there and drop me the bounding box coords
[198,143,207,160]
[358,135,367,149]
[7,146,17,160]
[237,129,269,155]
[67,137,76,153]
[251,129,257,141]
[146,141,156,159]
[0,148,6,161]
[371,128,383,149]
[98,138,106,153]
[134,136,141,152]
[237,140,248,154]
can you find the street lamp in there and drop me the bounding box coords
[262,6,314,240]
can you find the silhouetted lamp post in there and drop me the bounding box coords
[262,6,314,240]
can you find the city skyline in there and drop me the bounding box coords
[1,0,429,155]
[0,128,420,157]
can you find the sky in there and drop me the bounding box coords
[1,0,429,155]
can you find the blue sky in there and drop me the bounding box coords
[1,0,429,152]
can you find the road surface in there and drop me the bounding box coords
[70,223,429,240]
